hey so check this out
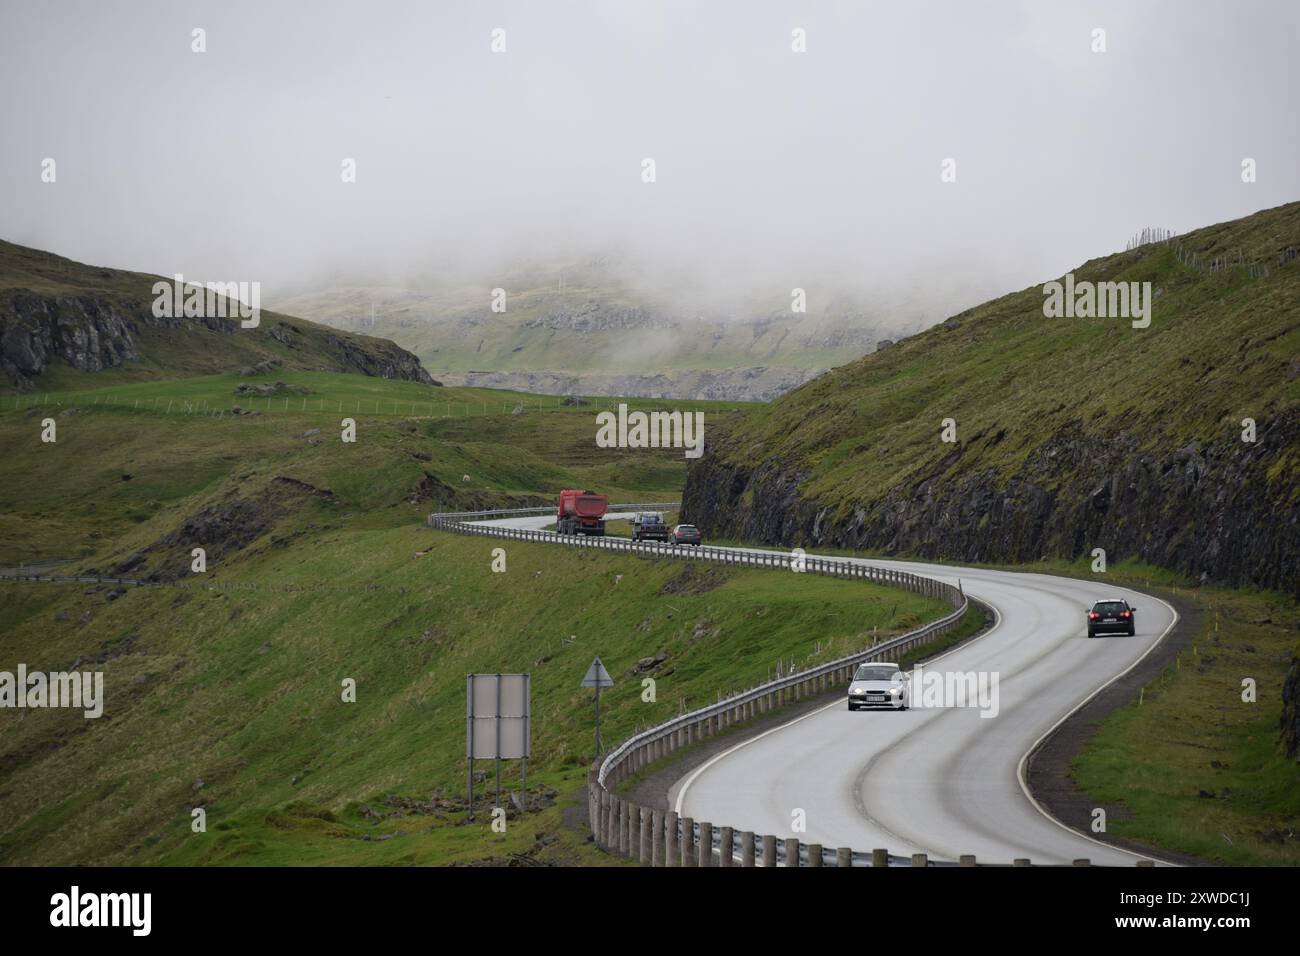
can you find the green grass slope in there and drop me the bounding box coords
[0,373,744,567]
[0,499,946,866]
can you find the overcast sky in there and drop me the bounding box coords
[2,0,1298,319]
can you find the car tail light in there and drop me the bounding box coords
[1088,612,1099,620]
[1120,610,1131,618]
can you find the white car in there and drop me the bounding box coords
[847,662,910,711]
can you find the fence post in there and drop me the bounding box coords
[680,817,695,867]
[784,838,800,868]
[719,827,734,867]
[762,835,777,867]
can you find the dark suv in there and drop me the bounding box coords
[671,524,702,547]
[1087,598,1136,637]
[632,512,670,542]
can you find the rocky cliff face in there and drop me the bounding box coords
[322,331,435,384]
[683,412,1300,598]
[1,292,141,389]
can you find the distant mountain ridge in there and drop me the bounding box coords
[0,240,436,391]
[270,264,936,401]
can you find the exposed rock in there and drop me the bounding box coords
[1,292,139,390]
[234,380,313,397]
[1282,649,1300,759]
[658,564,727,596]
[683,412,1300,599]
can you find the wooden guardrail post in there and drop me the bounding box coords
[652,810,665,866]
[599,791,612,848]
[627,804,641,859]
[741,831,756,867]
[784,838,800,868]
[719,827,734,867]
[698,822,713,867]
[807,844,823,867]
[680,817,696,867]
[665,811,679,867]
[762,834,777,867]
[911,853,928,867]
[959,854,976,867]
[836,847,852,867]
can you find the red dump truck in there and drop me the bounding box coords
[556,489,608,536]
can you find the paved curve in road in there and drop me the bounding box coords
[474,512,1177,866]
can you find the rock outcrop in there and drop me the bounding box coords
[1,292,140,389]
[683,411,1300,598]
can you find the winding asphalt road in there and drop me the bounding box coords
[474,512,1177,866]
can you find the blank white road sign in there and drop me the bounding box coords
[466,673,531,759]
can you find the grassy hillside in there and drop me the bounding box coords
[0,373,746,567]
[684,201,1300,595]
[0,239,434,391]
[0,367,945,863]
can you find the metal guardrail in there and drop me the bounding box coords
[426,504,986,867]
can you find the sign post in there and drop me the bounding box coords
[581,656,614,758]
[466,673,531,820]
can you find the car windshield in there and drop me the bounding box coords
[1093,601,1127,614]
[854,666,898,681]
[640,514,662,523]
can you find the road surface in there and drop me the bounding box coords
[473,511,1176,865]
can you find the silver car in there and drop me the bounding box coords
[847,662,910,711]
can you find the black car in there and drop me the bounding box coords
[632,512,671,542]
[1087,598,1136,637]
[671,524,702,547]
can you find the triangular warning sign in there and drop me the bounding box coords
[581,656,614,688]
